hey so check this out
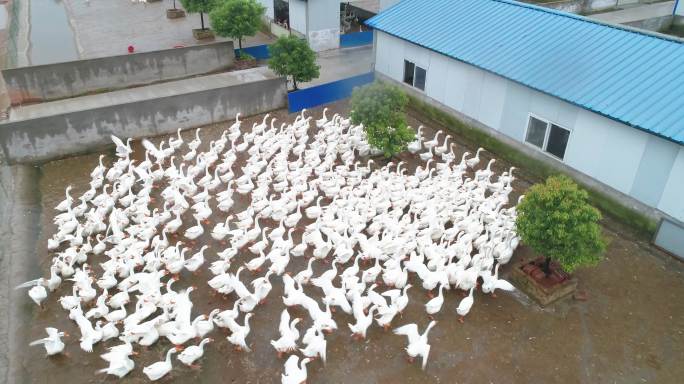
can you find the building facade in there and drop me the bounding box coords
[368,0,684,258]
[258,0,341,51]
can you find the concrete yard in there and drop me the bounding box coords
[61,0,275,60]
[2,101,684,384]
[303,46,374,89]
[589,1,675,25]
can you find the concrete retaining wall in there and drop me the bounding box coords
[536,0,585,13]
[625,15,673,32]
[1,41,236,105]
[0,67,286,164]
[525,0,619,13]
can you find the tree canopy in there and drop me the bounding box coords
[268,35,320,90]
[210,0,265,51]
[516,175,606,273]
[180,0,216,29]
[350,82,414,157]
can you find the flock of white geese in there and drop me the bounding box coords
[18,107,520,382]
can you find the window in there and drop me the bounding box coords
[403,60,414,86]
[524,116,571,160]
[403,60,426,91]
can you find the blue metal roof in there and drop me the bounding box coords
[366,0,684,145]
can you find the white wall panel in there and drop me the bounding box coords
[564,111,647,194]
[478,72,507,131]
[442,58,471,114]
[424,52,449,105]
[462,65,485,119]
[289,0,307,35]
[658,147,684,222]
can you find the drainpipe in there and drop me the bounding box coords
[674,0,681,17]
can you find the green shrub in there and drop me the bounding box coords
[350,82,415,157]
[516,175,606,274]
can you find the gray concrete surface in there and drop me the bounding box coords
[590,1,675,24]
[0,164,42,384]
[303,46,373,89]
[61,0,275,60]
[2,41,236,105]
[624,14,674,31]
[0,67,287,164]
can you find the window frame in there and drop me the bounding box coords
[403,59,427,92]
[523,114,572,161]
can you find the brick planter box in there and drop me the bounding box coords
[193,29,215,41]
[166,8,186,19]
[510,256,577,307]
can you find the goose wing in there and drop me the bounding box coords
[393,323,419,345]
[110,135,126,149]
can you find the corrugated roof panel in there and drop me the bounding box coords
[366,0,684,145]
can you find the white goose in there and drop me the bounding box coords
[178,338,213,367]
[227,313,254,352]
[282,355,312,384]
[29,327,67,356]
[393,320,437,370]
[270,309,302,357]
[143,347,178,381]
[456,287,475,322]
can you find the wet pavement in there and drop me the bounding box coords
[2,102,684,384]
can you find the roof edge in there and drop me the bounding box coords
[367,0,684,45]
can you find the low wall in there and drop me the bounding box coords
[535,0,584,13]
[525,0,619,13]
[288,72,374,113]
[625,15,673,32]
[0,67,287,164]
[1,41,236,105]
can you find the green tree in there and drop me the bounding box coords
[268,35,320,91]
[516,175,606,275]
[350,82,414,157]
[180,0,216,30]
[210,0,265,53]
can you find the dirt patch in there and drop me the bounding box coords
[10,101,684,384]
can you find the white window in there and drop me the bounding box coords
[403,60,426,91]
[524,115,571,160]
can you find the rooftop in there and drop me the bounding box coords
[367,0,684,145]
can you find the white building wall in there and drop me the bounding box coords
[676,0,684,16]
[374,31,683,223]
[257,0,274,20]
[307,0,340,52]
[564,111,648,195]
[658,148,684,222]
[289,0,308,36]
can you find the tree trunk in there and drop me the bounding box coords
[200,12,205,30]
[542,256,552,277]
[239,38,242,51]
[292,77,298,91]
[173,0,177,9]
